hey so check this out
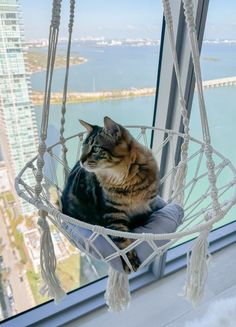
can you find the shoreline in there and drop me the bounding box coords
[28,61,87,74]
[26,50,87,74]
[31,75,236,105]
[31,88,156,105]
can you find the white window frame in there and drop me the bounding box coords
[2,1,236,325]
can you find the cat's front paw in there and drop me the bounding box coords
[122,249,141,273]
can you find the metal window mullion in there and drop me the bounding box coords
[151,0,209,279]
[153,0,209,198]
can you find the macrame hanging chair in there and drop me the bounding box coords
[15,0,236,312]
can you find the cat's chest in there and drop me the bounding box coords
[107,191,154,216]
[126,200,152,216]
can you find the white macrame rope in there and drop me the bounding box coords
[16,126,236,240]
[38,212,65,302]
[105,267,130,312]
[34,0,65,301]
[182,0,223,224]
[60,0,75,184]
[182,0,210,144]
[15,125,236,308]
[180,0,225,305]
[184,222,212,306]
[162,0,190,206]
[35,0,62,198]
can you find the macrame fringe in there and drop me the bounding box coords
[184,227,211,307]
[38,215,66,302]
[105,267,130,312]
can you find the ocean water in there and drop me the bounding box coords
[31,44,159,92]
[31,43,236,91]
[200,43,236,79]
[32,43,236,231]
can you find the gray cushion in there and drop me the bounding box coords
[61,196,184,272]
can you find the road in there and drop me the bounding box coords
[0,202,35,318]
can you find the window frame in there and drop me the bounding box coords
[2,0,236,325]
[151,0,210,277]
[153,0,236,279]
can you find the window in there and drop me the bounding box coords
[0,0,164,323]
[1,0,235,325]
[189,0,236,230]
[155,0,236,275]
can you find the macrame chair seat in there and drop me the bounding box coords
[15,0,236,312]
[61,195,184,273]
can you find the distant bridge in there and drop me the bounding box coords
[202,76,236,89]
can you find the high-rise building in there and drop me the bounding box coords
[0,0,38,215]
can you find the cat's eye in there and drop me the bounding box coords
[92,146,100,153]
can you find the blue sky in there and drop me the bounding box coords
[21,0,163,39]
[21,0,236,40]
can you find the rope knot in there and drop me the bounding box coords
[38,216,49,230]
[26,162,34,169]
[205,144,213,155]
[38,142,47,156]
[182,0,195,33]
[51,0,62,28]
[34,184,42,195]
[92,225,105,235]
[142,232,153,242]
[162,0,173,29]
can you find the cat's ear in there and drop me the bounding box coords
[79,119,94,133]
[103,116,121,138]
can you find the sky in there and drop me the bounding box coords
[21,0,163,40]
[20,0,236,41]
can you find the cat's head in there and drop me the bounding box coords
[79,116,132,172]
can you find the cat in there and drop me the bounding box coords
[61,116,160,272]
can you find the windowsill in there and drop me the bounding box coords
[65,241,236,327]
[0,266,157,327]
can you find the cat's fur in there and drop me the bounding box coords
[61,117,159,272]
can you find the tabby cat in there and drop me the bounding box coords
[61,117,159,272]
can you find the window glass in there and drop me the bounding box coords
[178,0,236,242]
[0,0,163,321]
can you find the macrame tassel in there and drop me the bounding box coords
[184,227,211,307]
[105,267,130,312]
[38,212,65,302]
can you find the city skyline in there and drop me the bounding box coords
[21,0,236,41]
[0,0,38,215]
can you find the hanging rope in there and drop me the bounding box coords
[35,0,65,301]
[162,0,190,207]
[181,0,224,305]
[60,0,76,184]
[182,0,223,221]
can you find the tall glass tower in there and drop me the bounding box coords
[0,0,38,215]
